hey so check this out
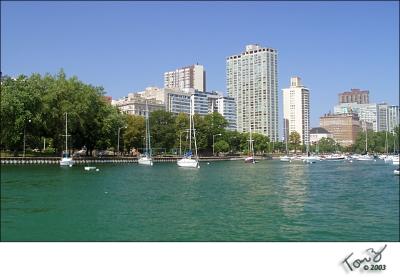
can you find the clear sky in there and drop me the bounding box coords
[1,1,399,128]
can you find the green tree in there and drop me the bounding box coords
[123,115,145,154]
[253,133,270,154]
[289,131,301,153]
[214,140,229,155]
[149,110,176,154]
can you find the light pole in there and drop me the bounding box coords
[23,119,31,158]
[213,133,222,156]
[117,126,127,156]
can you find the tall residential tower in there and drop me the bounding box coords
[164,64,206,92]
[282,77,310,145]
[226,44,278,141]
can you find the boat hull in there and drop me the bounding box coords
[138,157,153,166]
[177,158,199,168]
[60,158,74,166]
[244,156,255,163]
[280,156,291,162]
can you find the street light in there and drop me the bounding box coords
[117,126,127,156]
[179,130,189,156]
[23,119,31,158]
[213,133,222,156]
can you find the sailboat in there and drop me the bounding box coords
[280,121,291,162]
[355,127,373,161]
[138,101,153,166]
[60,112,74,166]
[302,141,319,164]
[244,125,256,164]
[177,102,199,168]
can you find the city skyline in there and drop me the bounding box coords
[1,1,399,129]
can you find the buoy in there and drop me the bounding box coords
[96,168,100,171]
[207,162,210,165]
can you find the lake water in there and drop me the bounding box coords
[1,160,399,241]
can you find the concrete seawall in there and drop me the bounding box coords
[0,156,257,165]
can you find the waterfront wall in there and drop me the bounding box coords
[0,156,252,165]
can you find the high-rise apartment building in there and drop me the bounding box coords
[282,77,310,145]
[216,96,237,131]
[164,64,206,92]
[387,105,400,133]
[339,88,369,104]
[226,44,278,141]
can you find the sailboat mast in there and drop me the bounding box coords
[365,127,368,152]
[145,101,149,154]
[146,102,152,157]
[284,121,288,154]
[65,113,68,153]
[189,100,192,151]
[193,114,198,160]
[385,130,388,154]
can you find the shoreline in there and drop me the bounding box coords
[0,156,274,165]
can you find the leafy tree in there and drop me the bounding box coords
[223,130,242,153]
[253,133,270,154]
[123,115,145,154]
[289,131,301,153]
[149,110,176,154]
[214,140,229,155]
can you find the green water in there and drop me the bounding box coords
[1,160,399,241]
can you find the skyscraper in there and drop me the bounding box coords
[164,64,206,92]
[282,77,310,145]
[226,44,278,141]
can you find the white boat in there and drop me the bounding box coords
[177,157,198,168]
[280,155,291,162]
[323,154,346,161]
[303,155,319,163]
[177,103,199,168]
[60,113,74,167]
[138,101,153,166]
[353,128,374,161]
[394,168,399,175]
[84,166,96,171]
[392,155,399,165]
[290,155,304,162]
[384,155,394,163]
[355,154,374,161]
[138,155,153,166]
[245,156,256,163]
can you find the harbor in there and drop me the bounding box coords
[1,159,398,242]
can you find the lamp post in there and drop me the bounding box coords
[213,133,222,156]
[23,119,31,158]
[117,126,127,156]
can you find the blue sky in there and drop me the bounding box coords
[1,1,399,128]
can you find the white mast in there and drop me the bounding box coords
[65,113,68,153]
[189,99,192,152]
[147,102,152,157]
[145,101,149,156]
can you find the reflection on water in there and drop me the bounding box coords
[281,164,308,218]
